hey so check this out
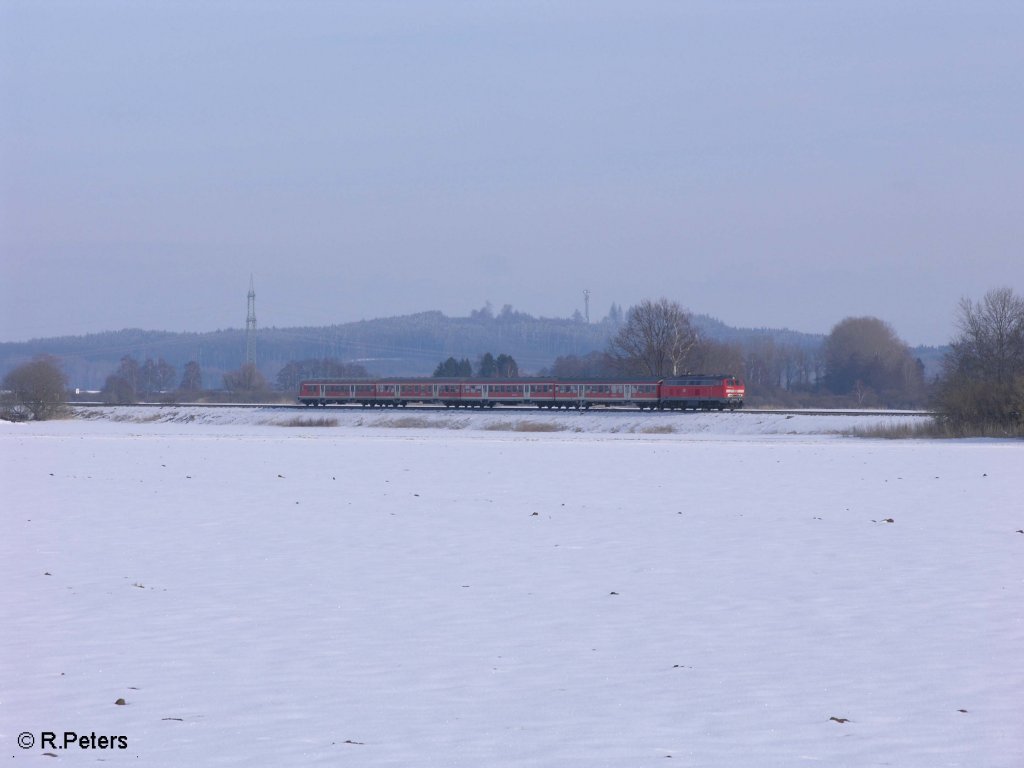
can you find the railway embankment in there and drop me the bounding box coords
[61,404,935,437]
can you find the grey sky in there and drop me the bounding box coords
[2,1,1022,346]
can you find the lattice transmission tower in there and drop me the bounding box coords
[245,276,257,366]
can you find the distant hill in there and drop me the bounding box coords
[1,310,943,390]
[1,311,614,389]
[691,315,823,349]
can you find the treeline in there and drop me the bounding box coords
[544,300,932,409]
[49,299,961,415]
[0,304,831,391]
[433,352,519,378]
[92,355,375,404]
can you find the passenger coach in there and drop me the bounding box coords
[298,375,744,411]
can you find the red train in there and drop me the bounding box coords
[298,375,744,411]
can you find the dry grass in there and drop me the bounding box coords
[635,423,676,434]
[111,412,165,423]
[849,418,1024,439]
[276,416,339,428]
[483,420,567,433]
[373,416,465,429]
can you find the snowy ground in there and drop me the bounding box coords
[2,408,1021,766]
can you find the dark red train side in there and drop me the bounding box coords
[658,375,745,410]
[298,375,744,410]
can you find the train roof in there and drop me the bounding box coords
[663,374,742,382]
[300,374,742,384]
[300,376,659,383]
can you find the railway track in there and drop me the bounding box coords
[68,401,936,418]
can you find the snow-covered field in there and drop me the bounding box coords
[3,408,1021,766]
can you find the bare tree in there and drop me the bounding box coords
[180,361,203,392]
[607,298,700,376]
[694,339,745,379]
[139,357,176,395]
[947,287,1024,385]
[937,287,1024,427]
[102,355,141,404]
[276,358,370,390]
[2,356,68,420]
[743,337,784,392]
[547,351,615,378]
[223,363,267,393]
[823,316,924,406]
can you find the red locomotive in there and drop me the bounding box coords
[298,375,744,411]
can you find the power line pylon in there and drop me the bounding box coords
[245,276,257,366]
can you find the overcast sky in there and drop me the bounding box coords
[2,1,1022,346]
